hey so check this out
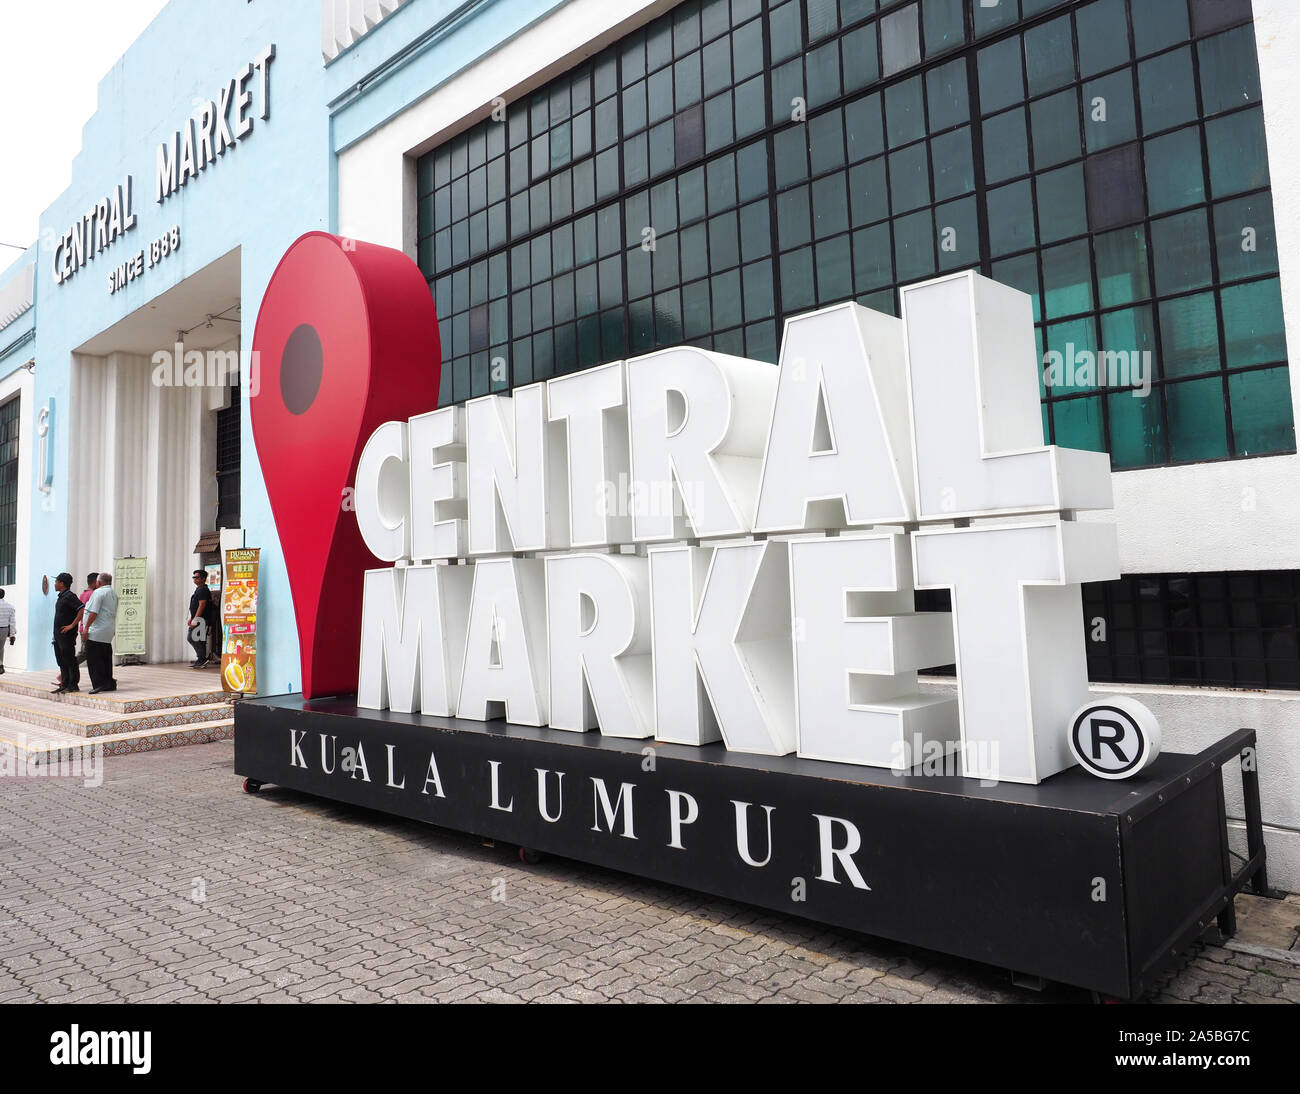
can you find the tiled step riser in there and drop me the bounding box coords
[18,721,234,762]
[0,679,225,713]
[0,702,233,738]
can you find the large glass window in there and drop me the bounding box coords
[0,396,16,585]
[416,0,1293,468]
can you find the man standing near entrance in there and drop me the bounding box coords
[52,573,83,693]
[76,572,98,664]
[188,569,218,667]
[83,573,119,694]
[0,589,16,673]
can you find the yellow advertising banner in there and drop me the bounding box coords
[114,557,148,656]
[220,548,259,695]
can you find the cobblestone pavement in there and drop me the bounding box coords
[0,741,1295,1004]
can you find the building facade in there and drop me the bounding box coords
[0,0,1297,885]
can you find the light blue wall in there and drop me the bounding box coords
[27,0,329,684]
[19,0,588,689]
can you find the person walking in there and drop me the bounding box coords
[83,573,119,694]
[75,572,98,664]
[0,589,16,673]
[187,569,218,668]
[51,573,83,693]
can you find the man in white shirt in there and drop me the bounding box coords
[83,573,119,694]
[0,589,16,673]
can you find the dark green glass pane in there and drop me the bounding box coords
[809,109,846,175]
[679,165,707,222]
[1198,26,1262,116]
[806,0,838,42]
[1221,278,1287,367]
[737,140,768,201]
[709,209,741,268]
[1045,316,1099,394]
[713,268,743,329]
[673,3,700,58]
[886,76,926,148]
[1083,70,1137,152]
[777,185,812,250]
[840,0,876,28]
[1095,226,1150,308]
[1084,141,1146,230]
[1108,386,1167,467]
[1229,367,1296,456]
[1132,0,1188,57]
[845,93,885,161]
[740,199,772,261]
[1036,163,1087,244]
[812,173,849,238]
[888,143,931,212]
[629,297,655,353]
[893,208,935,282]
[1205,107,1270,198]
[653,230,680,289]
[842,23,880,93]
[745,318,778,362]
[707,154,737,213]
[680,222,710,281]
[815,235,853,302]
[931,126,974,202]
[1101,305,1158,387]
[1167,377,1229,461]
[1214,194,1279,281]
[774,125,810,188]
[1052,396,1106,452]
[734,75,766,138]
[1144,127,1205,215]
[624,82,648,133]
[1025,15,1075,97]
[880,4,921,77]
[925,58,969,131]
[683,276,712,338]
[983,108,1029,183]
[849,156,890,225]
[732,19,764,82]
[974,0,1018,38]
[743,258,775,320]
[923,0,964,58]
[1150,209,1213,295]
[704,91,735,153]
[703,36,732,98]
[1031,88,1082,169]
[1076,0,1130,77]
[1041,239,1093,317]
[807,40,842,108]
[647,20,673,74]
[1159,291,1219,377]
[978,37,1024,115]
[854,222,894,292]
[991,252,1041,322]
[601,306,626,358]
[987,180,1037,256]
[1138,48,1198,134]
[781,246,816,310]
[935,195,978,271]
[769,1,802,65]
[648,68,674,126]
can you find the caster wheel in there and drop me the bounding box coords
[518,847,543,865]
[243,778,262,794]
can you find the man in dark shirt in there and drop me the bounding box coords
[187,570,219,668]
[52,572,83,693]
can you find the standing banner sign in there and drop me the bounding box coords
[114,557,148,656]
[221,548,259,694]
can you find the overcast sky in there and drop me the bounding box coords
[0,0,171,259]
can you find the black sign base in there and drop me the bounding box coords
[234,696,1267,999]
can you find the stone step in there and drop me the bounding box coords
[0,690,233,738]
[0,717,234,764]
[0,671,226,714]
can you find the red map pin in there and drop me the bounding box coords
[251,232,441,698]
